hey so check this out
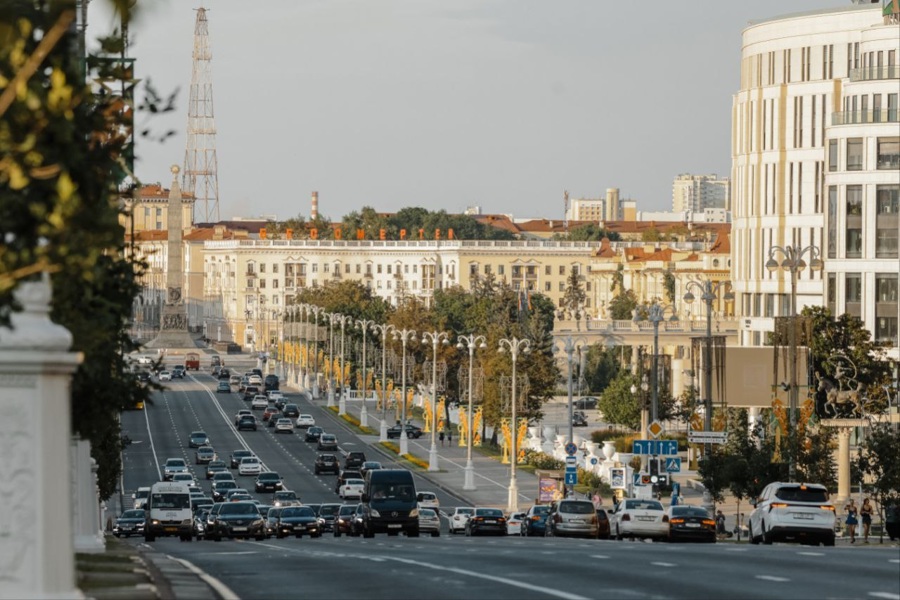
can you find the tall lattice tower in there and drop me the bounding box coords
[182,7,220,223]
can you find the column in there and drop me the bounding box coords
[72,438,104,552]
[0,277,82,599]
[835,427,852,504]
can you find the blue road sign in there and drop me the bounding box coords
[565,442,578,456]
[633,473,644,487]
[565,471,577,485]
[590,457,598,465]
[632,439,679,456]
[665,457,682,473]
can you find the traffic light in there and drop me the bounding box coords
[649,458,660,476]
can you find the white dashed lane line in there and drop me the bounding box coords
[755,575,790,583]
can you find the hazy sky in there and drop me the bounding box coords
[89,0,852,222]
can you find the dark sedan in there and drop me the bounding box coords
[386,424,424,439]
[317,503,342,532]
[575,397,599,410]
[207,501,266,541]
[236,415,257,431]
[315,453,340,475]
[305,426,324,443]
[665,505,716,543]
[466,508,507,536]
[521,504,551,537]
[113,509,146,538]
[255,472,284,493]
[229,449,253,469]
[333,504,358,537]
[276,506,321,538]
[205,460,227,479]
[596,508,611,539]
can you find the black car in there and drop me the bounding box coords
[466,508,507,536]
[276,506,320,538]
[572,411,588,427]
[255,472,284,493]
[230,449,253,469]
[666,506,716,543]
[206,460,227,479]
[237,415,257,431]
[264,374,280,391]
[218,368,231,380]
[315,453,340,475]
[333,504,358,537]
[265,507,282,537]
[345,451,366,470]
[113,509,146,538]
[211,480,238,502]
[305,426,324,443]
[386,424,424,439]
[282,403,300,418]
[207,501,266,541]
[317,503,342,532]
[575,397,599,410]
[267,412,282,428]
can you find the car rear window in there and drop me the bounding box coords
[671,507,710,518]
[477,508,503,517]
[559,501,594,514]
[774,486,828,503]
[625,500,664,511]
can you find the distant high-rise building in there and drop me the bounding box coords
[672,174,730,213]
[565,188,622,221]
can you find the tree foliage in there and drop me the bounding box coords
[554,223,621,242]
[561,266,586,318]
[597,371,641,429]
[608,289,639,320]
[854,424,900,540]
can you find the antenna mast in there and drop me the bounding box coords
[182,7,220,223]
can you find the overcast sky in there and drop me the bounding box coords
[89,0,852,222]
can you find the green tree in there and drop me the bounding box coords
[597,371,641,429]
[582,344,624,394]
[854,424,900,542]
[608,289,639,320]
[555,223,621,242]
[642,227,663,242]
[561,266,586,320]
[663,270,676,303]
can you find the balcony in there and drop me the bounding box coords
[832,109,899,126]
[849,65,899,82]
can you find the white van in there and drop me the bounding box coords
[145,481,193,542]
[132,486,150,509]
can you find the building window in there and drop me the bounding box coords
[356,264,361,274]
[469,264,478,276]
[498,265,505,275]
[545,282,551,292]
[312,264,318,273]
[259,263,266,273]
[876,185,899,258]
[827,273,836,316]
[875,274,899,343]
[323,263,330,273]
[846,138,863,171]
[259,279,267,289]
[827,186,838,259]
[484,264,492,275]
[387,265,392,275]
[559,266,565,276]
[845,273,862,318]
[377,264,382,274]
[345,263,351,273]
[545,266,551,275]
[877,137,900,170]
[272,279,279,289]
[272,264,278,274]
[828,140,838,172]
[846,186,863,258]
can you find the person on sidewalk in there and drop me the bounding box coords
[439,430,445,447]
[447,429,452,445]
[860,498,874,543]
[845,498,859,543]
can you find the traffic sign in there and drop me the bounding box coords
[565,456,577,466]
[590,457,598,465]
[665,457,682,473]
[565,442,578,456]
[565,471,577,485]
[648,420,664,438]
[632,439,679,456]
[688,430,728,444]
[632,473,644,487]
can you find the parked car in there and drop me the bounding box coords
[195,446,217,464]
[305,426,324,443]
[748,482,835,546]
[610,498,668,540]
[466,507,507,536]
[276,506,321,538]
[574,396,599,410]
[229,449,253,469]
[546,500,599,539]
[521,504,552,537]
[188,431,209,448]
[386,423,424,439]
[216,380,231,393]
[449,507,475,535]
[314,453,340,475]
[664,505,716,543]
[295,414,316,428]
[596,508,611,540]
[418,508,442,537]
[113,509,146,538]
[506,511,526,536]
[237,415,257,431]
[274,418,294,433]
[254,472,284,493]
[317,433,339,451]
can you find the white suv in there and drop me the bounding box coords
[749,482,836,546]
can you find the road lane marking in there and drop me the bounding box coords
[142,396,162,479]
[756,575,790,582]
[797,552,825,556]
[590,555,610,559]
[889,559,900,564]
[651,562,676,568]
[868,593,900,600]
[168,555,240,600]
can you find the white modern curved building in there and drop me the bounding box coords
[731,1,899,361]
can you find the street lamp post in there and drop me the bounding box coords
[356,319,377,428]
[630,372,650,475]
[498,336,531,514]
[310,305,322,399]
[422,330,450,472]
[297,303,308,389]
[372,323,396,441]
[326,313,338,408]
[457,333,486,491]
[556,335,586,497]
[766,244,823,482]
[338,314,350,415]
[394,327,418,456]
[683,279,734,464]
[244,308,253,352]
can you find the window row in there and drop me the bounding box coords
[468,264,583,277]
[244,262,453,278]
[826,184,899,259]
[828,135,900,172]
[826,272,898,343]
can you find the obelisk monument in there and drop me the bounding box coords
[146,165,196,349]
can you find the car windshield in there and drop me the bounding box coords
[457,508,474,515]
[339,506,356,516]
[216,482,237,490]
[774,486,828,502]
[165,459,185,467]
[625,500,664,511]
[672,507,710,518]
[532,506,551,515]
[419,508,436,517]
[234,450,251,458]
[322,435,335,441]
[559,501,594,514]
[241,457,259,464]
[151,493,191,509]
[282,507,315,518]
[259,473,279,481]
[121,510,145,519]
[275,492,296,499]
[476,509,503,517]
[221,503,257,515]
[318,505,341,517]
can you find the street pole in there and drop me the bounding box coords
[457,333,486,491]
[556,336,585,498]
[310,306,321,399]
[372,323,396,442]
[498,336,531,514]
[394,328,417,456]
[422,330,450,472]
[338,315,348,415]
[766,244,823,482]
[326,313,337,408]
[356,318,377,428]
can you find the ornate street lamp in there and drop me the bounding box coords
[457,333,486,491]
[356,318,378,428]
[372,323,397,442]
[325,312,338,408]
[498,336,531,513]
[422,330,450,472]
[766,244,823,482]
[337,314,352,415]
[393,327,418,456]
[309,305,323,399]
[633,302,679,425]
[556,335,587,497]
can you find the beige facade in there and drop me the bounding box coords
[121,184,195,234]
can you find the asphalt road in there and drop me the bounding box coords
[117,374,900,600]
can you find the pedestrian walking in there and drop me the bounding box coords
[439,430,445,446]
[447,428,452,445]
[860,498,874,543]
[715,510,726,535]
[845,498,859,543]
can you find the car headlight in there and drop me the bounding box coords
[151,519,160,525]
[182,519,192,526]
[253,519,264,526]
[409,509,418,518]
[368,509,380,518]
